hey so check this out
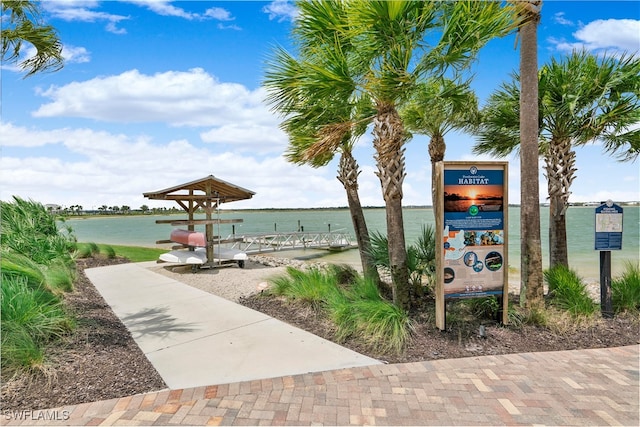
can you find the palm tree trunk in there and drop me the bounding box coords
[337,151,382,284]
[373,103,410,310]
[545,138,576,268]
[518,1,544,309]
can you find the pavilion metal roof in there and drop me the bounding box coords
[143,175,255,204]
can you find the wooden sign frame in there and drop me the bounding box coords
[435,161,509,330]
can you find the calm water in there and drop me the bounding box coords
[64,206,639,279]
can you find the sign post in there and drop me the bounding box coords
[435,162,509,330]
[595,200,623,318]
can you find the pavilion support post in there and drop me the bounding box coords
[188,190,195,232]
[205,183,214,266]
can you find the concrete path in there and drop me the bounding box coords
[6,346,638,426]
[84,262,380,390]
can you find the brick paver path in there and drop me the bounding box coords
[3,345,638,426]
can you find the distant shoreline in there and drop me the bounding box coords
[58,203,640,219]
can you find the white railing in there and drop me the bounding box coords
[224,230,353,253]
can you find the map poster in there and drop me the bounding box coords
[595,201,623,250]
[436,162,509,301]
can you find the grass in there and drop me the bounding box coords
[611,261,640,314]
[1,197,77,373]
[1,276,73,374]
[544,265,597,317]
[75,242,167,262]
[269,265,412,354]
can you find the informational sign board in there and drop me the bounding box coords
[435,162,509,330]
[595,200,623,250]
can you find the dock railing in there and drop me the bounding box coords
[223,229,354,253]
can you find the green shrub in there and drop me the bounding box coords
[464,296,500,319]
[0,249,46,289]
[1,197,76,266]
[611,261,640,313]
[367,225,436,293]
[0,197,77,373]
[328,286,412,354]
[271,268,412,354]
[75,242,100,258]
[545,265,596,317]
[269,266,340,306]
[1,276,73,372]
[104,245,117,259]
[43,261,76,293]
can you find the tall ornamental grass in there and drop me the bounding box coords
[1,276,73,373]
[269,265,412,354]
[1,196,76,268]
[327,276,412,354]
[1,197,77,373]
[611,261,640,313]
[544,265,597,317]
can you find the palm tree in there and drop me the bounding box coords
[1,0,64,77]
[264,2,381,285]
[266,0,515,310]
[513,0,543,309]
[401,77,480,221]
[474,50,640,272]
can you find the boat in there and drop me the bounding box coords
[158,247,247,268]
[170,228,206,247]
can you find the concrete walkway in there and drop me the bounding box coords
[83,262,380,390]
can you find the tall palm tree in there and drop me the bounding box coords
[266,0,515,310]
[264,2,381,285]
[514,0,543,309]
[474,50,640,270]
[1,0,64,76]
[401,77,480,221]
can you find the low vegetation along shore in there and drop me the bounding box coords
[1,197,639,412]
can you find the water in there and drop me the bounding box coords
[64,206,639,279]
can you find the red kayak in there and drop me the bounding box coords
[170,229,206,247]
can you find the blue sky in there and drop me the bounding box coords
[2,0,639,210]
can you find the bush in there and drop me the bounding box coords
[611,261,640,313]
[1,276,73,373]
[367,224,436,293]
[269,266,340,306]
[1,197,76,266]
[270,267,412,354]
[0,196,77,373]
[545,265,596,317]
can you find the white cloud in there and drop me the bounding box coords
[43,1,130,33]
[0,124,342,209]
[62,45,91,63]
[263,0,298,22]
[204,7,234,21]
[126,0,196,20]
[553,12,574,26]
[32,68,277,130]
[551,19,640,54]
[200,124,288,153]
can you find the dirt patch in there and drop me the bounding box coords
[1,257,167,411]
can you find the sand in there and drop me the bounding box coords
[145,255,320,302]
[147,254,603,304]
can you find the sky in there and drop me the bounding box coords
[2,0,639,210]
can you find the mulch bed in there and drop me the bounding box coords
[1,257,638,411]
[240,292,640,364]
[1,258,167,411]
